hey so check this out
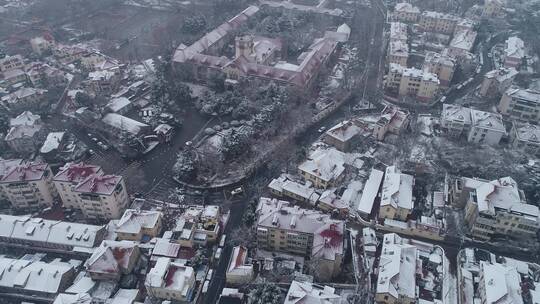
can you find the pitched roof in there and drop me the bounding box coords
[0,161,49,183]
[115,209,162,234]
[54,162,103,184]
[74,174,123,195]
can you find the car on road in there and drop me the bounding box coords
[318,126,327,133]
[231,187,243,196]
[202,280,210,293]
[206,269,214,280]
[219,235,227,248]
[97,142,109,150]
[214,248,222,261]
[91,137,99,143]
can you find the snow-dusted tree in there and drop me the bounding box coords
[172,151,197,181]
[248,282,283,304]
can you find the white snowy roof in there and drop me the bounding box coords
[85,240,139,274]
[485,68,518,82]
[10,111,40,127]
[505,87,540,104]
[325,120,363,143]
[0,214,104,248]
[282,180,320,203]
[101,113,149,136]
[442,104,471,125]
[40,131,65,154]
[0,257,73,294]
[106,97,132,113]
[505,36,525,59]
[341,180,363,208]
[376,234,417,299]
[284,280,341,304]
[380,166,414,211]
[298,148,346,183]
[226,246,253,277]
[470,109,505,132]
[54,293,92,304]
[115,209,162,235]
[358,169,384,214]
[202,205,219,220]
[450,29,477,52]
[390,22,408,42]
[513,123,540,144]
[480,262,523,304]
[389,40,409,57]
[145,257,194,295]
[394,2,420,14]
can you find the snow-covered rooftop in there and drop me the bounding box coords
[450,29,477,52]
[226,246,253,277]
[85,240,139,275]
[380,166,414,211]
[480,261,523,304]
[442,104,472,125]
[54,163,103,184]
[284,280,341,304]
[145,257,194,296]
[74,174,123,195]
[470,109,505,132]
[298,148,346,183]
[40,131,65,154]
[513,123,540,144]
[115,209,162,235]
[325,120,364,143]
[0,161,49,183]
[505,36,525,59]
[358,169,384,215]
[105,97,132,113]
[101,113,149,136]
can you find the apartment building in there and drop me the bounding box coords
[375,233,447,304]
[483,0,505,18]
[53,163,103,209]
[504,36,525,68]
[388,22,408,67]
[386,63,439,102]
[145,257,196,302]
[441,104,506,145]
[477,262,523,304]
[226,246,254,285]
[268,175,320,205]
[0,161,57,210]
[447,28,477,59]
[463,176,539,241]
[467,109,506,145]
[256,198,345,280]
[323,120,368,152]
[73,174,129,219]
[0,54,24,72]
[510,122,540,154]
[479,67,518,97]
[422,51,455,87]
[115,209,163,241]
[372,105,410,141]
[30,36,54,55]
[419,11,458,34]
[0,87,48,113]
[284,281,343,304]
[0,214,106,251]
[4,111,44,154]
[392,2,420,23]
[498,87,540,123]
[379,165,414,222]
[298,148,346,189]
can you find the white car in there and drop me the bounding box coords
[318,126,327,133]
[231,187,243,196]
[214,248,222,260]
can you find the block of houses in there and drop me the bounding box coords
[441,103,472,135]
[1,68,27,86]
[283,281,342,304]
[393,3,420,23]
[419,11,458,34]
[378,166,414,222]
[0,54,25,72]
[268,174,320,204]
[53,162,103,209]
[510,122,540,155]
[446,28,477,59]
[388,40,409,67]
[504,36,525,68]
[0,161,58,210]
[0,214,106,252]
[256,198,345,281]
[498,87,540,123]
[323,120,368,151]
[170,205,221,246]
[374,233,446,304]
[479,67,518,98]
[74,174,129,220]
[373,105,410,141]
[385,63,439,102]
[145,257,196,302]
[317,189,349,215]
[0,256,75,298]
[114,209,163,241]
[463,176,539,241]
[85,240,141,281]
[226,246,254,285]
[4,111,44,154]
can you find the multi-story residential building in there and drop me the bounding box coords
[498,87,540,123]
[0,161,57,210]
[85,70,121,95]
[386,63,439,102]
[226,246,254,285]
[145,257,196,302]
[392,2,420,23]
[170,205,221,246]
[378,165,414,221]
[0,159,23,203]
[4,111,43,154]
[441,105,506,145]
[479,67,518,97]
[115,209,163,241]
[419,11,458,34]
[298,148,346,189]
[422,51,455,87]
[323,120,368,152]
[0,214,106,252]
[463,176,539,241]
[284,281,343,304]
[477,261,523,304]
[85,240,141,281]
[388,40,409,67]
[30,36,54,55]
[509,122,540,155]
[467,109,506,145]
[1,68,27,86]
[0,54,25,72]
[0,87,48,113]
[256,198,345,281]
[446,28,477,59]
[53,163,103,209]
[375,233,447,304]
[268,175,320,204]
[504,36,525,68]
[73,174,129,219]
[372,106,409,141]
[0,256,75,298]
[483,0,505,18]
